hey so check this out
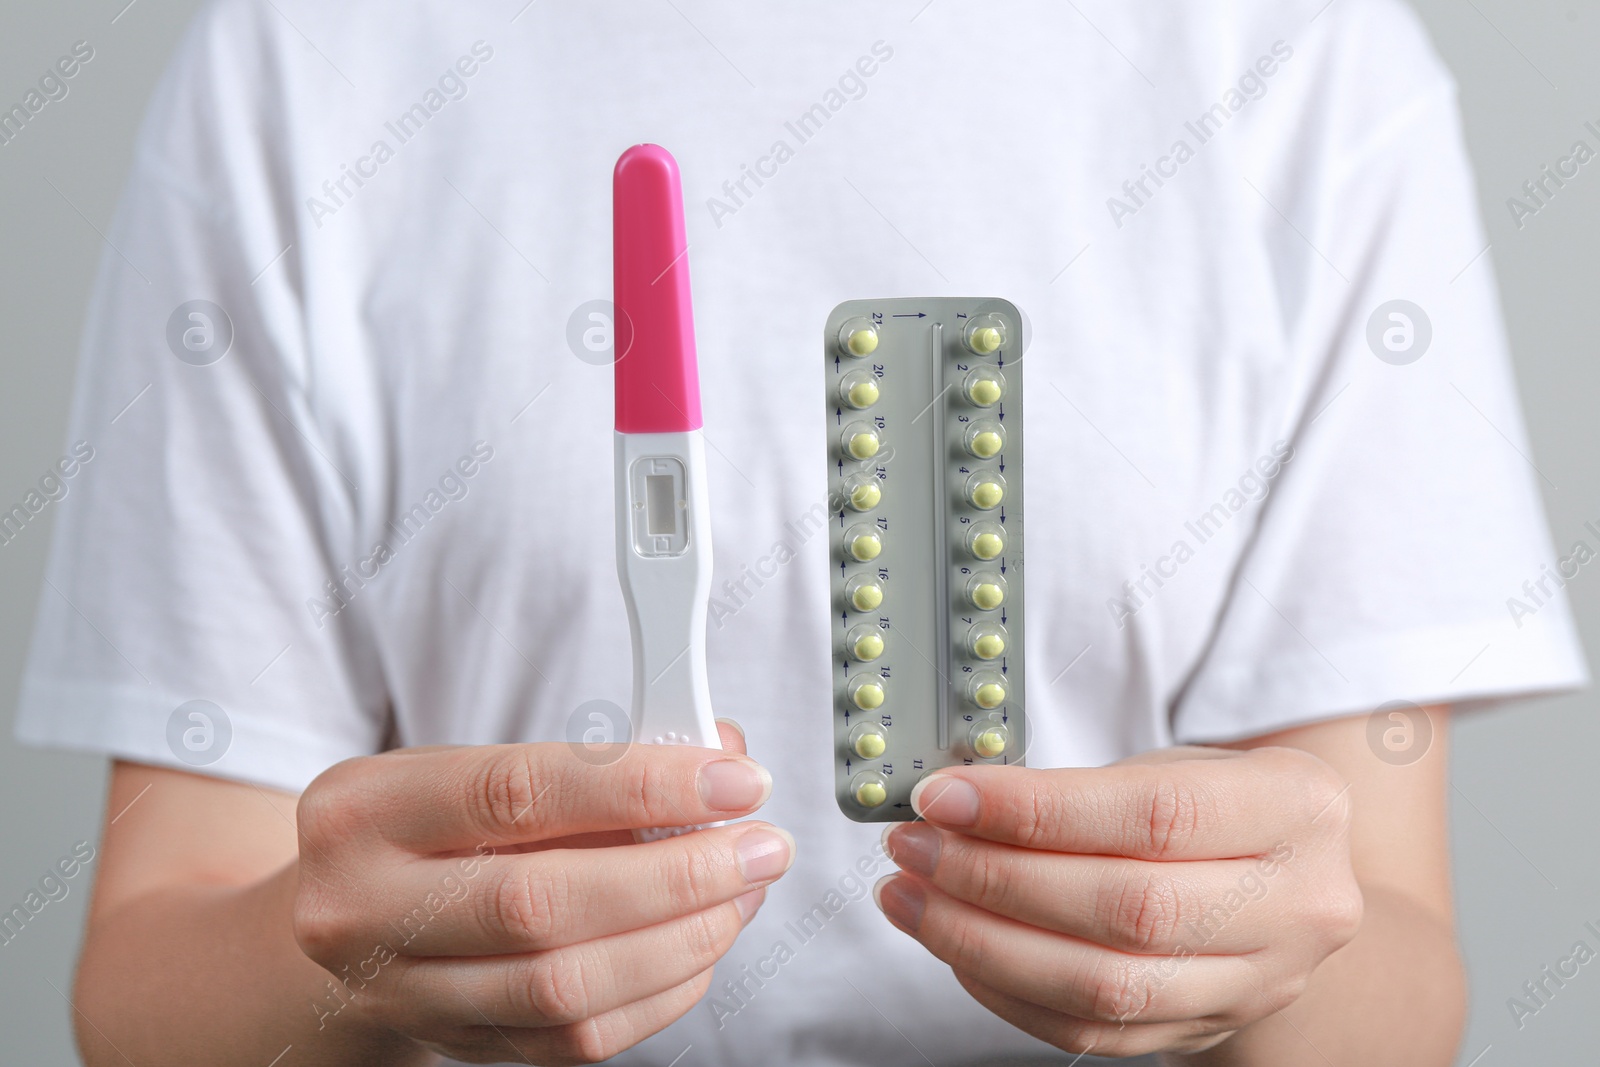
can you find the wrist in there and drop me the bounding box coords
[273,861,431,1063]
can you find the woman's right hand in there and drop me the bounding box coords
[291,721,790,1064]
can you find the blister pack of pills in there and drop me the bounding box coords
[823,298,1027,821]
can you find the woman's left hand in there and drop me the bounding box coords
[877,745,1364,1058]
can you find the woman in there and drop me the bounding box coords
[18,0,1583,1063]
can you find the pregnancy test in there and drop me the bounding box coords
[613,144,722,839]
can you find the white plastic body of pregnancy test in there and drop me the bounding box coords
[616,429,721,842]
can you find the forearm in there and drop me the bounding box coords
[1165,884,1465,1067]
[74,861,429,1067]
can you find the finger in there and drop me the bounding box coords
[909,746,1342,859]
[507,720,748,853]
[884,823,1288,954]
[394,892,762,1028]
[952,971,1233,1059]
[363,822,792,956]
[426,969,718,1065]
[875,873,1254,1025]
[716,718,747,755]
[343,742,772,853]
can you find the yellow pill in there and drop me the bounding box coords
[970,326,1002,354]
[849,482,882,511]
[971,481,1004,509]
[975,682,1007,709]
[853,632,885,661]
[971,582,1005,610]
[855,780,888,807]
[851,582,884,612]
[974,633,1006,660]
[970,431,1003,458]
[973,728,1008,759]
[848,432,880,460]
[847,329,879,357]
[849,532,882,562]
[853,732,887,760]
[853,682,885,710]
[847,379,880,408]
[972,532,1004,560]
[968,377,1003,406]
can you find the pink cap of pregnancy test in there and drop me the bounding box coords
[613,144,702,433]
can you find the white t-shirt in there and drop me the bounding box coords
[17,0,1587,1063]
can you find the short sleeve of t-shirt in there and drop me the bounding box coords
[14,1,391,791]
[1171,5,1587,741]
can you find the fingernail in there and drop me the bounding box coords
[699,759,772,811]
[715,717,746,742]
[735,827,795,884]
[733,887,765,923]
[910,774,979,826]
[874,875,925,934]
[884,823,940,878]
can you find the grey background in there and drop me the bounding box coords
[1,1,1596,1063]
